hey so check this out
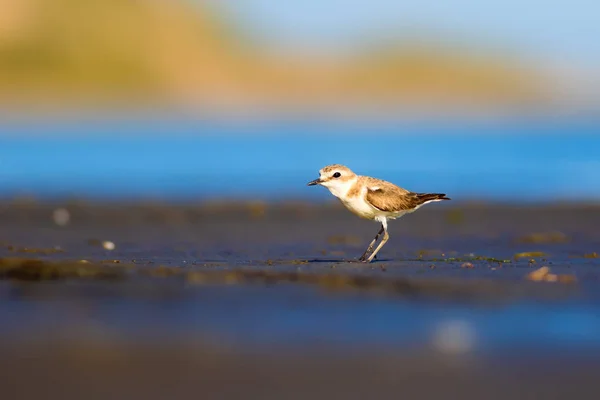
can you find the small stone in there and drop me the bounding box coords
[526,266,549,281]
[461,262,474,269]
[102,241,115,251]
[431,320,476,354]
[52,208,70,226]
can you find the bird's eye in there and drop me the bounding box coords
[333,172,341,178]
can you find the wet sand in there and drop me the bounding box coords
[2,200,599,282]
[2,200,600,399]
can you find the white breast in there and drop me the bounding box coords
[339,186,379,220]
[324,177,381,220]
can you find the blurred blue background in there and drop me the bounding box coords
[1,118,599,201]
[1,0,599,203]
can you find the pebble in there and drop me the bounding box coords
[526,266,549,281]
[431,320,476,354]
[52,208,70,226]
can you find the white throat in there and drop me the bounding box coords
[323,176,357,199]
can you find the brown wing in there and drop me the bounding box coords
[366,188,419,212]
[365,177,450,212]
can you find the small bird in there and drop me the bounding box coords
[307,164,450,263]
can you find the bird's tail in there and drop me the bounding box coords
[416,193,451,204]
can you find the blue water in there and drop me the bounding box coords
[3,282,600,353]
[1,118,599,201]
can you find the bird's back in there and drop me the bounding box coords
[359,175,449,214]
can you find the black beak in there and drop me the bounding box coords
[307,178,322,186]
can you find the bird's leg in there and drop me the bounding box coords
[366,221,389,263]
[359,224,384,262]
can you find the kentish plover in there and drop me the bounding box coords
[308,164,450,262]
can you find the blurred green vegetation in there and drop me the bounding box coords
[0,0,550,109]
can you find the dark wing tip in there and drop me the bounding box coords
[416,193,451,202]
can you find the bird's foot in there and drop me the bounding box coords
[358,246,375,262]
[358,253,377,263]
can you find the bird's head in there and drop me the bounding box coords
[307,164,357,197]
